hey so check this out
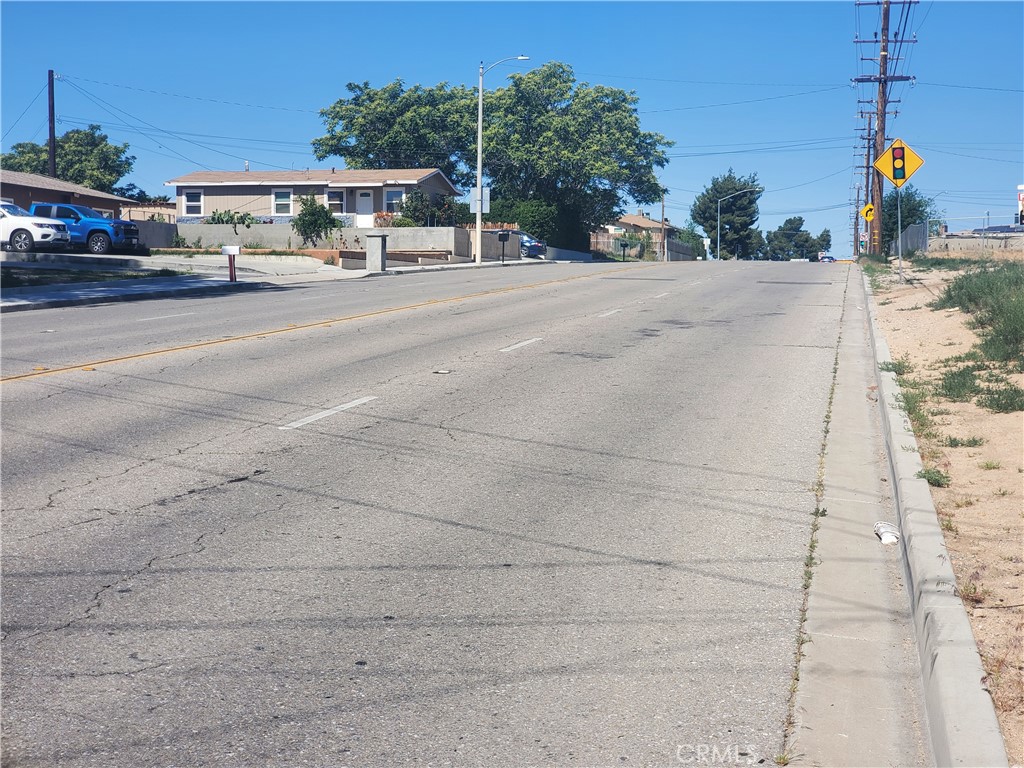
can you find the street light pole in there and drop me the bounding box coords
[716,188,761,260]
[475,55,529,265]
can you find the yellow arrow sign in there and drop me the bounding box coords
[860,203,875,222]
[874,138,924,188]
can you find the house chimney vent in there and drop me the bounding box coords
[244,160,249,172]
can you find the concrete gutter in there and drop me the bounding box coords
[864,274,1008,767]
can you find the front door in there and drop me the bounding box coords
[355,189,374,227]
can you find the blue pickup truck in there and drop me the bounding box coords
[28,203,140,254]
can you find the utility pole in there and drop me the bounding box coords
[871,1,890,254]
[854,0,916,255]
[660,191,667,261]
[47,69,57,178]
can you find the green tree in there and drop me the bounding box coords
[311,62,671,251]
[291,194,339,247]
[764,217,832,260]
[672,219,707,260]
[881,184,943,253]
[484,63,671,250]
[1,125,134,193]
[690,170,762,259]
[312,80,476,189]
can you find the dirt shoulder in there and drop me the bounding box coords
[869,258,1023,764]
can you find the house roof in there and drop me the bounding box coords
[165,168,460,195]
[616,213,677,232]
[0,170,134,203]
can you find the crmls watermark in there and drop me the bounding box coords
[676,743,758,765]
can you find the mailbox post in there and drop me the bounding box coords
[497,229,510,264]
[221,245,240,282]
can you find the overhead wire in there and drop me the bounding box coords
[2,83,48,142]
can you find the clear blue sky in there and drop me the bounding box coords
[3,1,1021,255]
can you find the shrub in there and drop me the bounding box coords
[291,194,338,247]
[917,467,952,487]
[977,385,1024,413]
[936,366,982,402]
[392,216,417,227]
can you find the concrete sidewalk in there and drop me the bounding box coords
[0,251,555,312]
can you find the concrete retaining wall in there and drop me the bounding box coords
[135,221,177,248]
[927,233,1024,255]
[545,246,592,262]
[174,223,472,257]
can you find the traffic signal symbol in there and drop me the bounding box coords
[892,146,906,180]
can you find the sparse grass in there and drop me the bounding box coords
[978,384,1024,413]
[917,467,952,487]
[936,365,983,402]
[774,754,792,766]
[879,355,913,376]
[896,304,923,311]
[940,515,959,534]
[957,569,990,605]
[930,407,953,416]
[910,255,992,271]
[897,388,933,431]
[951,495,976,509]
[994,488,1015,497]
[942,435,986,448]
[932,262,1024,365]
[979,460,1002,470]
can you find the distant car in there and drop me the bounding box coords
[516,232,547,258]
[820,255,836,263]
[0,203,71,253]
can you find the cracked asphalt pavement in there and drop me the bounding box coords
[1,261,925,767]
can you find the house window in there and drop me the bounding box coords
[384,187,405,214]
[326,189,344,214]
[184,189,203,216]
[271,188,293,216]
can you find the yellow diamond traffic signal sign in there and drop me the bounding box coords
[874,139,924,188]
[860,203,875,222]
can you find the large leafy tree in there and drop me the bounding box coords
[311,62,671,250]
[764,217,832,260]
[0,124,134,193]
[690,170,762,259]
[484,62,671,250]
[881,184,943,253]
[312,80,476,189]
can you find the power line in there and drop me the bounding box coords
[61,75,321,113]
[2,83,48,142]
[641,86,848,114]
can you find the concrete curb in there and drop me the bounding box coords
[1,279,264,313]
[863,274,1008,767]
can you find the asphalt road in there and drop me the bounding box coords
[2,261,877,766]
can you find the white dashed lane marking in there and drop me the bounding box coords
[279,396,378,430]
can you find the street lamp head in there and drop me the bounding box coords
[516,55,529,61]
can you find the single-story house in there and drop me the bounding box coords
[0,170,134,218]
[591,211,683,258]
[165,168,461,228]
[602,211,678,237]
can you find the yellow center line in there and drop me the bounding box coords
[2,264,655,383]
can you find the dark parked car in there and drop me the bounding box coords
[514,231,547,258]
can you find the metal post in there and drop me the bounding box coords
[475,61,484,266]
[716,199,721,261]
[474,55,528,267]
[47,70,57,178]
[897,188,903,283]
